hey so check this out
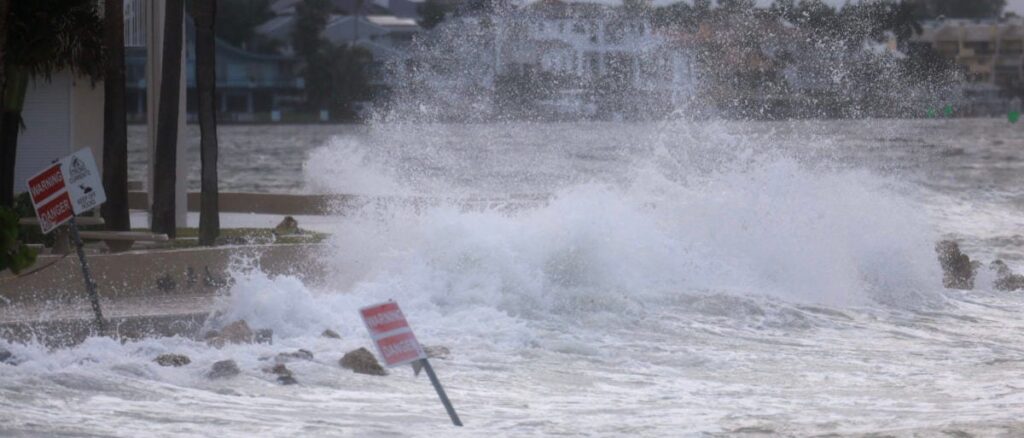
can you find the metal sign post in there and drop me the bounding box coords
[360,301,463,427]
[67,217,106,332]
[26,149,109,333]
[420,358,463,426]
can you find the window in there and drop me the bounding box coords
[1001,40,1023,55]
[605,22,624,44]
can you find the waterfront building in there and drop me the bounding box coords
[408,1,697,119]
[257,13,421,55]
[255,11,421,85]
[911,18,1024,88]
[124,34,305,123]
[911,18,1024,114]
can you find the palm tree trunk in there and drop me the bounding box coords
[0,111,17,208]
[0,68,27,209]
[192,0,219,245]
[151,0,184,238]
[0,0,12,207]
[101,0,130,231]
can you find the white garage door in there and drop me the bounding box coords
[14,71,72,195]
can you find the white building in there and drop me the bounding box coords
[15,0,189,227]
[256,13,421,61]
[14,74,105,201]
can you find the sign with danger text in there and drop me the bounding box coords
[360,301,426,367]
[26,148,106,233]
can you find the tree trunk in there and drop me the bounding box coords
[0,0,11,207]
[101,0,130,231]
[151,0,184,238]
[0,68,27,209]
[0,111,16,207]
[193,0,219,245]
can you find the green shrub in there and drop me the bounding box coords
[0,206,37,274]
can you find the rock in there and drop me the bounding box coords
[203,329,220,339]
[995,275,1024,291]
[186,267,198,288]
[264,363,298,385]
[255,328,273,345]
[990,260,1024,291]
[266,363,290,375]
[936,240,979,290]
[321,329,341,339]
[991,259,1013,277]
[276,349,314,363]
[205,337,227,349]
[274,216,299,236]
[156,273,177,291]
[204,266,227,288]
[0,348,13,365]
[205,322,266,348]
[339,347,387,376]
[220,320,254,344]
[203,329,227,348]
[155,353,191,367]
[207,360,240,379]
[425,345,451,360]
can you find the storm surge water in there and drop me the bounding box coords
[7,5,1024,437]
[7,119,1024,436]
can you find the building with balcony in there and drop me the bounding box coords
[911,18,1024,89]
[125,22,304,122]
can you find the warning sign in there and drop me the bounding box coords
[60,149,106,215]
[26,148,106,233]
[27,163,65,205]
[360,301,426,367]
[35,192,74,233]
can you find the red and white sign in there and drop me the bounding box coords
[25,148,106,234]
[360,301,426,367]
[35,192,74,233]
[27,163,65,205]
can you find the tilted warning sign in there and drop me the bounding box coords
[357,300,462,426]
[60,149,106,215]
[360,301,427,367]
[25,148,106,233]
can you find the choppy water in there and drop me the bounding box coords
[8,118,1024,436]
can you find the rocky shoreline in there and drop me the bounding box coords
[936,240,1024,292]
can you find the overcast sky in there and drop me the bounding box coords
[1012,0,1024,14]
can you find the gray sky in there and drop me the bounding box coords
[1012,0,1024,14]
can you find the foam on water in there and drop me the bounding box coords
[315,142,943,319]
[7,121,1024,436]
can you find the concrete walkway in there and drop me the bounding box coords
[0,243,322,347]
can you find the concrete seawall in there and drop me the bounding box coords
[0,244,325,347]
[127,191,549,215]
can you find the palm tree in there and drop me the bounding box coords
[151,0,184,238]
[0,0,104,207]
[101,0,130,231]
[0,0,9,117]
[191,0,219,245]
[0,0,9,207]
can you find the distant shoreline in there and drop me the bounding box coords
[125,114,1020,126]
